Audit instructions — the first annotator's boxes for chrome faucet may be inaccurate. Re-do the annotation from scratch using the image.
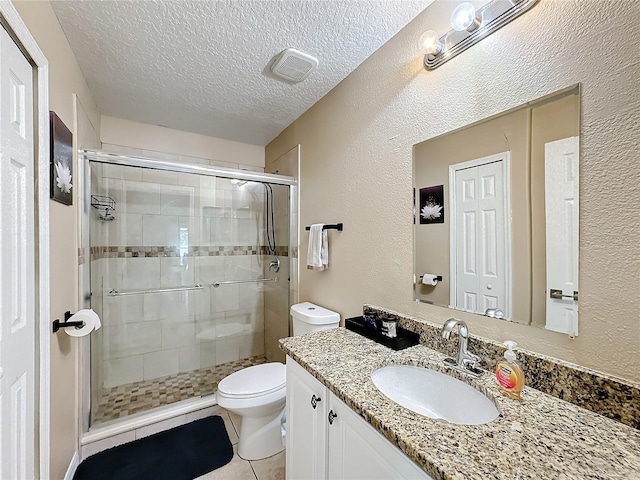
[441,318,482,376]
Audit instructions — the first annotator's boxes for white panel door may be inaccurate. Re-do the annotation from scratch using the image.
[0,25,36,480]
[545,136,579,335]
[452,156,509,317]
[286,357,327,480]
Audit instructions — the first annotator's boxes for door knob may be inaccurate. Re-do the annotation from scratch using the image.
[311,394,321,409]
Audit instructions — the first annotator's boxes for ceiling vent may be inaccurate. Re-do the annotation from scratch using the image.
[270,48,318,83]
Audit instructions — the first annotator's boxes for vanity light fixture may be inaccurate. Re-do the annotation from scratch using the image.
[422,0,540,70]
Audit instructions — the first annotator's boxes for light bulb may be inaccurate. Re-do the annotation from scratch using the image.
[418,30,444,56]
[450,2,480,32]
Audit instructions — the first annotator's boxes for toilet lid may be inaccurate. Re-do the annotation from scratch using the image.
[217,362,286,398]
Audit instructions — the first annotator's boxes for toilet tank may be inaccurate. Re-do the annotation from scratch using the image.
[291,302,340,336]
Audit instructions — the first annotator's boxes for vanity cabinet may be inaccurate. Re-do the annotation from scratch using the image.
[286,357,432,480]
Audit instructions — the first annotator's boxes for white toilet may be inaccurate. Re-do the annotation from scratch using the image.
[216,302,340,460]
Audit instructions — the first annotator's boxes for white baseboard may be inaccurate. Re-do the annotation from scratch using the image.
[64,451,80,480]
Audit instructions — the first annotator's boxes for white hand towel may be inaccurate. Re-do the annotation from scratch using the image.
[307,224,329,271]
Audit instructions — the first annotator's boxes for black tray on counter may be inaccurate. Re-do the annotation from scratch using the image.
[345,316,420,351]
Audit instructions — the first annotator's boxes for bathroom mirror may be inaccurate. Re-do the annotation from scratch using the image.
[413,85,581,335]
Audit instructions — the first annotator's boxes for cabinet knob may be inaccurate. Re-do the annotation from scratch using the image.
[328,410,338,425]
[311,394,322,409]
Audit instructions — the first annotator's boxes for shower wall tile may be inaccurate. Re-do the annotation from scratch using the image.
[141,167,179,186]
[232,188,252,219]
[215,176,235,191]
[239,331,265,359]
[103,178,126,210]
[195,256,225,284]
[104,213,143,246]
[225,307,263,336]
[211,218,233,246]
[104,354,144,388]
[212,283,240,313]
[142,214,180,246]
[143,290,196,321]
[122,257,161,290]
[161,319,196,349]
[200,341,217,369]
[179,215,200,246]
[199,216,212,247]
[238,284,265,312]
[178,345,201,373]
[224,255,252,280]
[124,181,162,215]
[195,315,223,342]
[215,337,240,365]
[143,348,179,380]
[160,184,194,216]
[103,295,144,325]
[178,171,202,188]
[91,215,106,244]
[102,258,123,290]
[198,188,231,218]
[235,218,256,245]
[160,256,195,288]
[104,321,162,359]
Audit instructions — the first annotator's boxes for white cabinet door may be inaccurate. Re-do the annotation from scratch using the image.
[286,357,328,480]
[327,394,432,480]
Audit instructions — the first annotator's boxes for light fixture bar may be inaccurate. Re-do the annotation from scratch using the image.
[424,0,540,70]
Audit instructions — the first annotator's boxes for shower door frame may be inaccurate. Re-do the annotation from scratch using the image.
[79,149,295,440]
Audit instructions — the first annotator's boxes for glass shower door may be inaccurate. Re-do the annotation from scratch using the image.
[88,160,289,428]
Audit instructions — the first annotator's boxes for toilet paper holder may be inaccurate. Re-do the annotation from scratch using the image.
[419,275,443,282]
[52,311,85,333]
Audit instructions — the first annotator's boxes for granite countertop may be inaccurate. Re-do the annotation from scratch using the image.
[280,328,640,480]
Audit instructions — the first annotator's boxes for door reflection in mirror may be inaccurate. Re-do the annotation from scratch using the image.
[413,85,580,335]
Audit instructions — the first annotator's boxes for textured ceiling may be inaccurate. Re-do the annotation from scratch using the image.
[52,0,433,146]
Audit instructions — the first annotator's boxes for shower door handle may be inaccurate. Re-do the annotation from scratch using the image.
[310,394,321,409]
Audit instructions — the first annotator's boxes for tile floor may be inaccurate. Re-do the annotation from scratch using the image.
[195,409,285,480]
[93,355,267,425]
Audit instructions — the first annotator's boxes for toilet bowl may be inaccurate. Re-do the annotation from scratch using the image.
[217,362,286,460]
[216,303,340,460]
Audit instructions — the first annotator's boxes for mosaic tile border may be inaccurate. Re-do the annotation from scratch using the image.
[364,305,640,429]
[89,245,289,261]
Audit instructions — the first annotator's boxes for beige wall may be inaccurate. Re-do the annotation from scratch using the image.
[267,0,640,383]
[12,1,101,478]
[101,115,265,170]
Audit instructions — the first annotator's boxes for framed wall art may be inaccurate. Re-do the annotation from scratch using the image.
[50,111,73,205]
[419,185,444,224]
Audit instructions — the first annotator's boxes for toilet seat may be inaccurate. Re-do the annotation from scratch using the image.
[218,363,286,399]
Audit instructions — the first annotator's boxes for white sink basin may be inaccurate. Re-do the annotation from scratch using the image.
[371,365,499,425]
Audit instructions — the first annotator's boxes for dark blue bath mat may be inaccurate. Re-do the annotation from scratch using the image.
[73,416,233,480]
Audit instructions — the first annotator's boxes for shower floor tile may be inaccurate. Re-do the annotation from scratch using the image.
[92,355,267,426]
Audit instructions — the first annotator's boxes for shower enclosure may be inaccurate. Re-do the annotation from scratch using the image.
[82,151,293,428]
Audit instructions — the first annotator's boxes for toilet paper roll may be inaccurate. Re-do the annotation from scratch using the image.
[64,309,102,337]
[421,274,439,286]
